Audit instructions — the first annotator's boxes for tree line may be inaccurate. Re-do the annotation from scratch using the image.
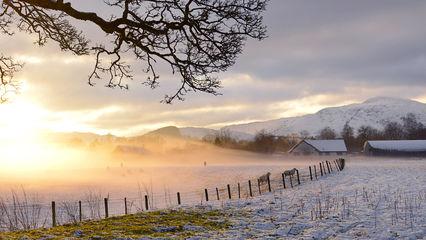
[204,113,426,153]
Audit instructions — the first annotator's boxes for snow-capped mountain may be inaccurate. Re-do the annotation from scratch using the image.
[222,97,426,137]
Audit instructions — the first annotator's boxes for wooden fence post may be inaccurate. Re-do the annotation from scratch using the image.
[51,201,56,227]
[325,161,331,174]
[257,179,261,195]
[296,169,301,185]
[124,198,128,215]
[323,162,328,174]
[145,195,149,210]
[216,187,220,200]
[79,200,82,222]
[177,192,181,205]
[282,173,286,189]
[227,184,231,199]
[248,180,253,197]
[314,165,318,179]
[104,198,109,218]
[267,175,271,192]
[204,189,209,202]
[320,163,323,176]
[309,166,313,180]
[336,160,340,171]
[238,183,241,199]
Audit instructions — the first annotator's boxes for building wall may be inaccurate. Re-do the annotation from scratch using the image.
[364,143,426,157]
[291,141,347,156]
[291,141,319,155]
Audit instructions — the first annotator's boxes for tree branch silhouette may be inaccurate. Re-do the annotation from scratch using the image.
[0,0,268,103]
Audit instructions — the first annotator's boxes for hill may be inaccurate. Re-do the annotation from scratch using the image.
[222,97,426,137]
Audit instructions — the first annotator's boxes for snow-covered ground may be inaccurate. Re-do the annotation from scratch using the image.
[178,158,425,239]
[0,157,424,239]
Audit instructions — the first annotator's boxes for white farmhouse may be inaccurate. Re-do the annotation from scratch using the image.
[363,140,426,157]
[289,139,347,156]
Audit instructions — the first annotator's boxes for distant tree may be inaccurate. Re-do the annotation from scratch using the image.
[401,113,424,139]
[357,125,381,142]
[318,127,336,140]
[0,0,269,103]
[89,138,100,149]
[299,130,310,138]
[382,121,404,140]
[68,137,84,148]
[287,133,301,144]
[340,122,356,152]
[274,136,293,152]
[250,129,276,153]
[341,122,354,140]
[213,130,236,148]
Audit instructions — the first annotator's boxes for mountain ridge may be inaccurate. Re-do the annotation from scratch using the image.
[221,96,426,137]
[47,97,426,142]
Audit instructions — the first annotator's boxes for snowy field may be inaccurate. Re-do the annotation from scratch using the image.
[0,156,424,239]
[176,158,425,239]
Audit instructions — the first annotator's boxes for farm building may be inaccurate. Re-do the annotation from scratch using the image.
[363,140,426,157]
[289,139,347,156]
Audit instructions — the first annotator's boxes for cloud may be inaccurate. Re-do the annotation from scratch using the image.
[232,0,426,88]
[1,0,425,136]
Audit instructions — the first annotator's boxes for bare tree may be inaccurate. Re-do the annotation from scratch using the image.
[0,0,269,103]
[340,122,354,140]
[401,113,425,139]
[250,129,275,153]
[357,125,381,142]
[382,121,404,140]
[318,126,336,140]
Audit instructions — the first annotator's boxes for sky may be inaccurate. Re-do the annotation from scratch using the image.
[1,0,426,138]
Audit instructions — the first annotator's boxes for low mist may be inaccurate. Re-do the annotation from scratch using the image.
[0,135,323,203]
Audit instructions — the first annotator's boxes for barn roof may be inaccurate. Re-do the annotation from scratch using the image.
[366,140,426,152]
[305,139,347,152]
[289,139,347,153]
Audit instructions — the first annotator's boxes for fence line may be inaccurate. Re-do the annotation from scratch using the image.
[0,158,346,232]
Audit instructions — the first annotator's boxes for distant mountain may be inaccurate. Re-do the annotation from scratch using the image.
[179,127,217,139]
[144,126,182,138]
[179,127,255,141]
[43,131,120,144]
[222,97,426,137]
[46,97,426,142]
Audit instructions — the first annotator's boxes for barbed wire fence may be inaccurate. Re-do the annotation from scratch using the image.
[0,158,346,232]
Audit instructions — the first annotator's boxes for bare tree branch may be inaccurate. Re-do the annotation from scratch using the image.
[0,0,268,103]
[0,56,23,103]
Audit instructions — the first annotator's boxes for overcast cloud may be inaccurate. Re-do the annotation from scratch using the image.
[1,0,425,136]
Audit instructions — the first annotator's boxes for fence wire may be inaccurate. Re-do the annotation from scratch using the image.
[0,159,345,231]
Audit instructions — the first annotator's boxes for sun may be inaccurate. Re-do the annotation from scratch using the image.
[0,99,47,141]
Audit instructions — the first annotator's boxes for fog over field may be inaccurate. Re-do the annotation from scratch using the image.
[0,139,318,203]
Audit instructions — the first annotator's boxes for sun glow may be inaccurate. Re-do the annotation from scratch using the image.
[0,141,53,171]
[0,99,47,141]
[0,97,69,172]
